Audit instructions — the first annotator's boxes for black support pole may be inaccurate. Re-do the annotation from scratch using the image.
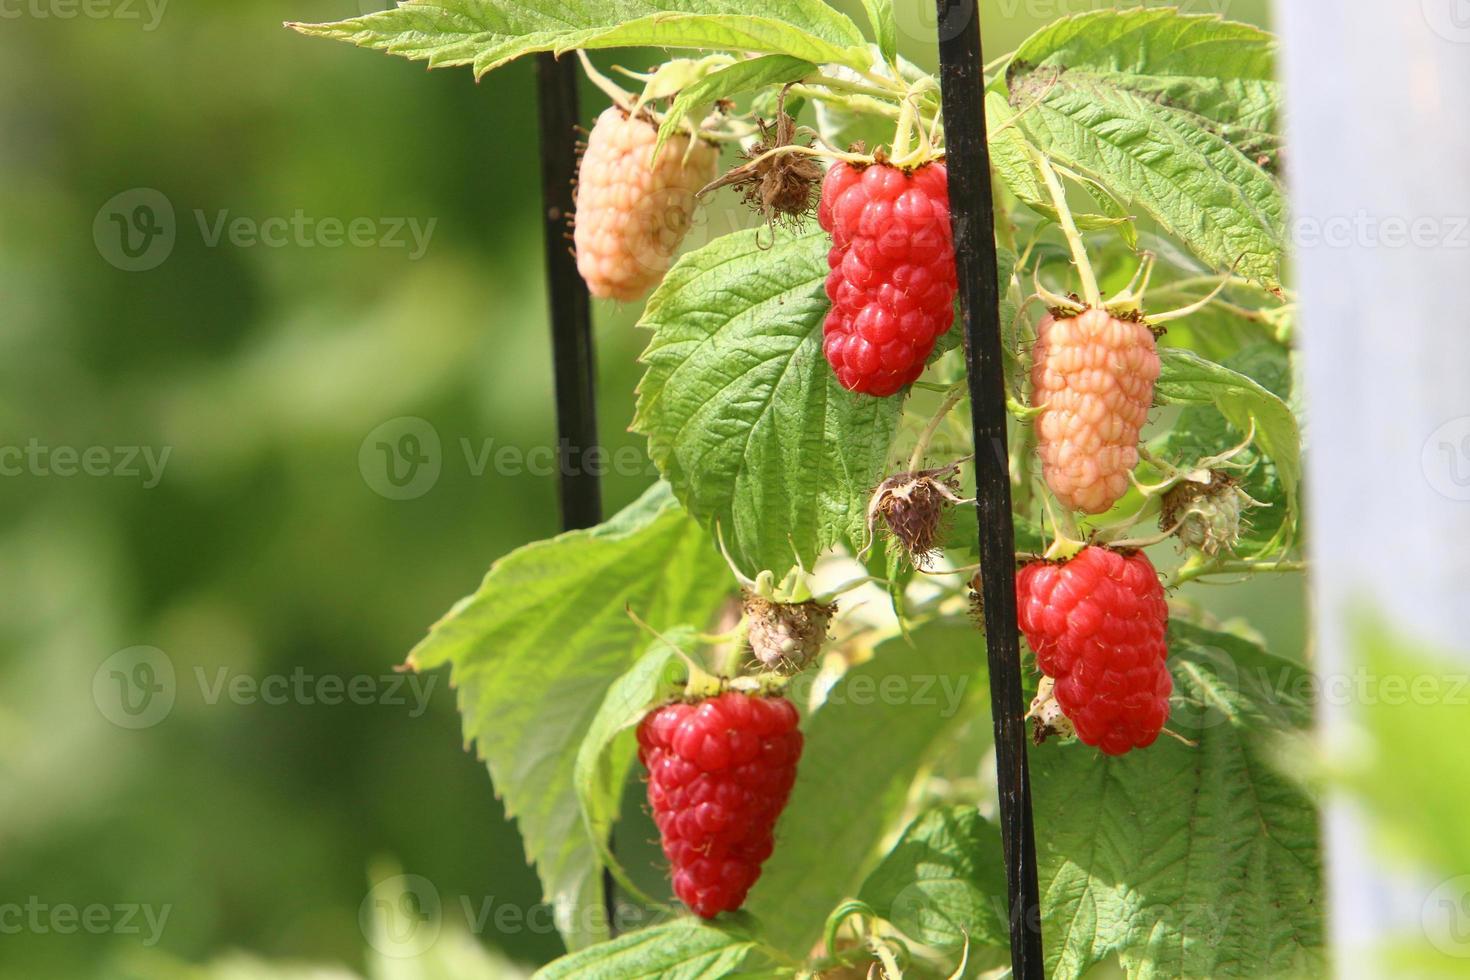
[534,51,614,931]
[932,2,1044,975]
[536,52,603,532]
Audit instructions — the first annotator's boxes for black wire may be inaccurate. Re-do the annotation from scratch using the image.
[932,2,1045,975]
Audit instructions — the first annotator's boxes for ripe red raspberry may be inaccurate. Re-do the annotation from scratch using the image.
[573,107,719,302]
[1015,547,1171,755]
[1030,308,1160,513]
[637,691,802,917]
[817,161,957,397]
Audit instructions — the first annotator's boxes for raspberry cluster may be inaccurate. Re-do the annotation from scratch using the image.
[817,162,957,396]
[1030,308,1161,513]
[1015,547,1171,755]
[573,107,719,302]
[637,691,802,918]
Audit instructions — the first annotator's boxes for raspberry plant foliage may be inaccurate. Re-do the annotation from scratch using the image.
[292,3,1318,977]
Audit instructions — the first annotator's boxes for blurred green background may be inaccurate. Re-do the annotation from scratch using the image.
[0,0,1280,977]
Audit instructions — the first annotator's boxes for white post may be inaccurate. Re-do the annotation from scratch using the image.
[1275,2,1470,974]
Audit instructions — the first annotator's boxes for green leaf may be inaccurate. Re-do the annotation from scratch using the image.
[744,621,986,955]
[633,225,901,576]
[288,0,869,77]
[859,0,896,65]
[406,483,730,950]
[859,805,1009,952]
[533,918,758,979]
[573,631,688,903]
[1032,622,1323,977]
[1005,9,1285,289]
[1155,346,1302,519]
[1010,9,1279,145]
[656,54,815,159]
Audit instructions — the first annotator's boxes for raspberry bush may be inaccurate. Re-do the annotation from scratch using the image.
[292,4,1317,977]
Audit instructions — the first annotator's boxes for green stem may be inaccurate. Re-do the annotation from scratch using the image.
[1033,151,1101,307]
[891,97,916,161]
[803,73,904,102]
[1172,558,1307,587]
[908,384,968,472]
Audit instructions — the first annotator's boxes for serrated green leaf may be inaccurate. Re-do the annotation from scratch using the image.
[858,805,1009,952]
[1011,9,1279,146]
[573,631,690,904]
[1032,622,1323,978]
[744,621,986,954]
[533,918,758,979]
[288,0,869,77]
[1005,9,1284,289]
[656,55,815,159]
[406,483,730,950]
[633,225,901,577]
[1155,346,1301,520]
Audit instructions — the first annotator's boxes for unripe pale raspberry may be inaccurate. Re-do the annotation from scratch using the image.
[744,594,833,672]
[1161,470,1259,556]
[573,108,719,302]
[637,691,802,918]
[1015,547,1171,756]
[1030,308,1161,514]
[818,161,957,397]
